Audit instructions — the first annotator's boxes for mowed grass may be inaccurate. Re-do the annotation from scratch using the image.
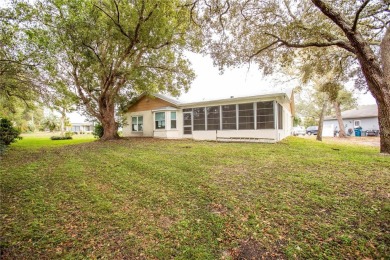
[0,136,389,259]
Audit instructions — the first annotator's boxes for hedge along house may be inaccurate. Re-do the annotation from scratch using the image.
[123,90,295,143]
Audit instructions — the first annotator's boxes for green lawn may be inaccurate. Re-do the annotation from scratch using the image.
[1,136,389,259]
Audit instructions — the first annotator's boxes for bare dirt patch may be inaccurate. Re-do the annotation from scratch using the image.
[230,239,286,260]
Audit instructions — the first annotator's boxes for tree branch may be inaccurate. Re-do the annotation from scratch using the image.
[93,3,130,38]
[249,40,279,60]
[310,0,352,34]
[265,33,356,53]
[352,0,371,31]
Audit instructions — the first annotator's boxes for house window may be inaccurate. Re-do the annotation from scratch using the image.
[171,112,177,129]
[354,120,361,128]
[238,103,254,129]
[155,112,165,129]
[206,106,220,130]
[257,101,274,129]
[278,103,283,130]
[222,105,237,130]
[193,107,205,131]
[132,116,143,132]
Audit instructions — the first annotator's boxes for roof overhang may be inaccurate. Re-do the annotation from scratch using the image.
[179,93,290,108]
[151,106,179,112]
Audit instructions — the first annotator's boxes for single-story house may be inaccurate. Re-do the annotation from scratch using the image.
[323,104,379,136]
[66,122,95,134]
[123,90,295,142]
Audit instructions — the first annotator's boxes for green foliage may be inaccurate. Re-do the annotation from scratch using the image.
[65,131,73,138]
[50,136,72,140]
[293,116,302,127]
[41,114,60,132]
[14,0,198,139]
[92,124,104,139]
[0,4,49,107]
[0,118,22,147]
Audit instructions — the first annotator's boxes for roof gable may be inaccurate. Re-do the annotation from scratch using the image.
[128,95,179,113]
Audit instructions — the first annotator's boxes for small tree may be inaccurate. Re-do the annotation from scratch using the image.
[0,118,22,153]
[41,114,60,132]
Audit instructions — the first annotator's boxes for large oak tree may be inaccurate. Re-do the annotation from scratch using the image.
[24,0,196,140]
[193,0,390,153]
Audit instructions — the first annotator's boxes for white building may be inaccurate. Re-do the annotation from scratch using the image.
[123,90,295,143]
[323,105,379,136]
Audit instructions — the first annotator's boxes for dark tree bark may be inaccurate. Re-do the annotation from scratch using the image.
[99,96,119,141]
[334,101,347,138]
[311,0,390,153]
[316,101,327,142]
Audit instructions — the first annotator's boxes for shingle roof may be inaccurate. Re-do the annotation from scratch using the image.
[325,104,378,120]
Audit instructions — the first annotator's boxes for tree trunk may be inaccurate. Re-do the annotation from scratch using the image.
[378,27,390,154]
[60,107,66,137]
[334,101,346,138]
[99,99,119,141]
[311,2,390,153]
[316,101,327,141]
[377,98,390,154]
[348,27,390,154]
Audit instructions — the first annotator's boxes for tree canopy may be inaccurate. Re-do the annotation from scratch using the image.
[6,0,198,139]
[192,0,390,153]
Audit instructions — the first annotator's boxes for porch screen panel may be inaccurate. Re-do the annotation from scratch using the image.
[238,103,254,129]
[257,101,274,129]
[207,106,220,130]
[222,105,236,130]
[278,103,283,129]
[193,107,205,131]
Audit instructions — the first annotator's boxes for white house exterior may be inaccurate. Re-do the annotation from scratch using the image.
[66,122,95,134]
[323,105,379,136]
[123,90,294,143]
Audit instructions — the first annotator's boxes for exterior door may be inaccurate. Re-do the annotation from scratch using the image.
[183,110,192,135]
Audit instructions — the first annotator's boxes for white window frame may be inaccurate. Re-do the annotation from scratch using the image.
[171,111,177,129]
[155,112,166,130]
[132,115,143,132]
[354,120,361,128]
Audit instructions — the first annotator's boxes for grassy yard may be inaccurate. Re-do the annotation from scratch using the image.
[0,136,389,259]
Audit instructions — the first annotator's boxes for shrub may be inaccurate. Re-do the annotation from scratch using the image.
[93,124,104,139]
[65,131,73,138]
[50,136,72,140]
[0,118,22,146]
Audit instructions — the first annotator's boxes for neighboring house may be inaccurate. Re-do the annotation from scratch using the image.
[66,122,95,134]
[123,90,295,143]
[323,104,379,136]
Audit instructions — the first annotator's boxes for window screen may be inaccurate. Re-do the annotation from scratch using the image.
[193,108,205,131]
[222,105,236,130]
[278,103,283,129]
[257,101,275,129]
[238,103,254,129]
[206,106,220,130]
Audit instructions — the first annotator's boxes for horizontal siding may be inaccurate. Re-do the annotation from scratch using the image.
[128,96,177,113]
